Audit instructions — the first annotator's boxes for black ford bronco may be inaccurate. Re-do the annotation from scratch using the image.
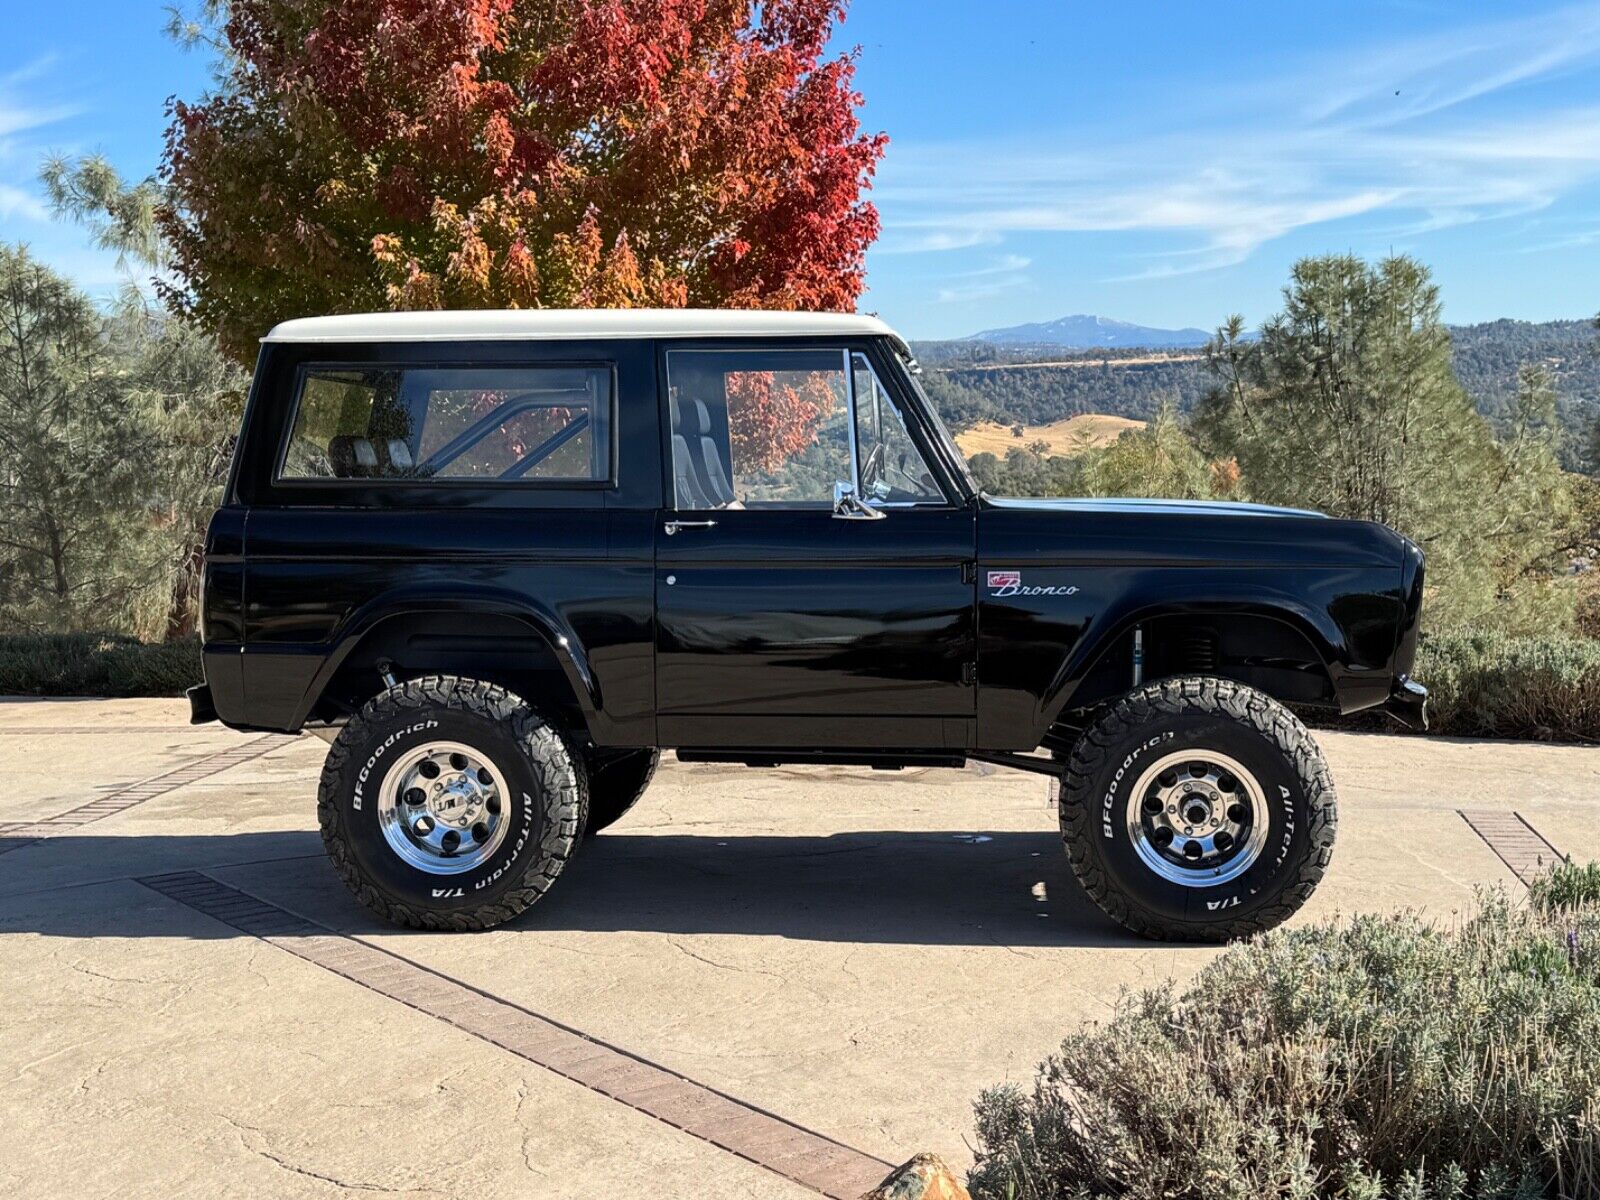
[191,309,1426,940]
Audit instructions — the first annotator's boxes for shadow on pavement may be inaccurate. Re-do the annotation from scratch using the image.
[0,828,1129,947]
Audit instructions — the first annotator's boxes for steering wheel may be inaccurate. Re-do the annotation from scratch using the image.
[861,442,886,494]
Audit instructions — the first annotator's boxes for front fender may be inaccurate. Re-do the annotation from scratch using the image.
[975,564,1405,749]
[1037,593,1343,731]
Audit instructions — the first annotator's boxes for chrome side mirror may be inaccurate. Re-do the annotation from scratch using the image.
[833,480,886,521]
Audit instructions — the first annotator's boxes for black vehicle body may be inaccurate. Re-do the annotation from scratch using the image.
[193,320,1426,767]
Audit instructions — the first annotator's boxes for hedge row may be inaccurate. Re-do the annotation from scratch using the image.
[970,863,1600,1200]
[0,633,201,697]
[1413,628,1600,742]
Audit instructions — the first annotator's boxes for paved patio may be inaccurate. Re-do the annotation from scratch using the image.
[1,698,1591,1198]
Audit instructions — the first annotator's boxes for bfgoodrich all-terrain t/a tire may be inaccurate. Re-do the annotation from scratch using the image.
[318,676,586,930]
[1058,676,1337,942]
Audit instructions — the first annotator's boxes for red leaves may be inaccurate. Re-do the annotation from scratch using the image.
[161,0,887,376]
[725,369,838,473]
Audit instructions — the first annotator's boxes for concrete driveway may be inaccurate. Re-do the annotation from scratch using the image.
[1,698,1592,1198]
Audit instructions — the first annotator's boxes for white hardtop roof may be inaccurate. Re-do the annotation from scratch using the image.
[263,308,909,354]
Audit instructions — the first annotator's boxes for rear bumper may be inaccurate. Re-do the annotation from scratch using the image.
[1383,676,1428,731]
[187,683,218,725]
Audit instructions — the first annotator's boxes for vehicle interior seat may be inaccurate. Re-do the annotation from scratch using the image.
[384,439,415,474]
[328,435,380,478]
[687,399,736,506]
[669,397,713,509]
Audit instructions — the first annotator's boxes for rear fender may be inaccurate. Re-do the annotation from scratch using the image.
[291,585,599,731]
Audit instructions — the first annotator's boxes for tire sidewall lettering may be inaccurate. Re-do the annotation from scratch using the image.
[1076,710,1322,927]
[1101,731,1174,839]
[353,719,439,811]
[338,711,551,911]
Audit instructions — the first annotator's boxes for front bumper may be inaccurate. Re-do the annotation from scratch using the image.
[1382,676,1428,731]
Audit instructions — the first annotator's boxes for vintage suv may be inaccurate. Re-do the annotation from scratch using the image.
[190,309,1426,940]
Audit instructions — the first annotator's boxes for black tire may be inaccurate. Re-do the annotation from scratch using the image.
[317,676,586,930]
[584,748,660,836]
[1057,676,1337,942]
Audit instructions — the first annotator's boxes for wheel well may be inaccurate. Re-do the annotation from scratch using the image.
[312,612,587,736]
[1048,612,1335,748]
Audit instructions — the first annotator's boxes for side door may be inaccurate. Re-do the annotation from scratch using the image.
[653,341,976,750]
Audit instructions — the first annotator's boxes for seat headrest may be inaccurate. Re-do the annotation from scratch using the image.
[690,398,715,437]
[327,434,376,478]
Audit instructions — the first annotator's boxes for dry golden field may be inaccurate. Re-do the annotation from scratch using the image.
[954,413,1146,458]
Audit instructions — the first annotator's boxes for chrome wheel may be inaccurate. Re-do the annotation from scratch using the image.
[376,742,509,875]
[1125,749,1269,887]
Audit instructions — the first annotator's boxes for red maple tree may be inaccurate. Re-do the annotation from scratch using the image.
[160,0,888,365]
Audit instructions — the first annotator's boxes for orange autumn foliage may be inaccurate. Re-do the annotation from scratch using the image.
[162,0,887,370]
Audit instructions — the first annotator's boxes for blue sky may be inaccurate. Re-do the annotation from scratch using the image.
[4,1,1600,339]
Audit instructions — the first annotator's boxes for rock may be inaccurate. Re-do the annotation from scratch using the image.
[861,1153,971,1200]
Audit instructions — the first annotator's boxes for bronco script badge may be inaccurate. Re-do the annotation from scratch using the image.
[987,571,1080,598]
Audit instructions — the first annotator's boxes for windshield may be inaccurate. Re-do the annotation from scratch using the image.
[898,353,980,497]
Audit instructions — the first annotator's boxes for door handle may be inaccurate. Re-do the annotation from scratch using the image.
[664,519,718,536]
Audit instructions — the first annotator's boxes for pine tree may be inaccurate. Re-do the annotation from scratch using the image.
[0,247,162,632]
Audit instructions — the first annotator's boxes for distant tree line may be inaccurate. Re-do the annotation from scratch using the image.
[919,315,1600,473]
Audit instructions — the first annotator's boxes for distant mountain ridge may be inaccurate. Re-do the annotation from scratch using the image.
[971,314,1212,349]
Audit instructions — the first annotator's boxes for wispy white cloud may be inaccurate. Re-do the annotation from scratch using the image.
[0,183,48,221]
[0,54,81,222]
[933,254,1033,303]
[876,3,1600,281]
[873,228,1001,254]
[1305,3,1600,126]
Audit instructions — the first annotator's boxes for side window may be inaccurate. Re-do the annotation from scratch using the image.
[279,365,611,483]
[666,349,850,508]
[851,353,943,504]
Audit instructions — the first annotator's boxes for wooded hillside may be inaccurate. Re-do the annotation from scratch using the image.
[915,318,1600,470]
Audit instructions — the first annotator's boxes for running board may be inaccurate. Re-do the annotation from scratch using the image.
[967,751,1066,777]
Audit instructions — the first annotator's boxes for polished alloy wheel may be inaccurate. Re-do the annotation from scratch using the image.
[1124,749,1269,887]
[376,741,509,874]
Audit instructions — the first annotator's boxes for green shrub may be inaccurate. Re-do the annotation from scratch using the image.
[1417,628,1600,741]
[1530,861,1600,913]
[969,884,1600,1200]
[0,633,200,697]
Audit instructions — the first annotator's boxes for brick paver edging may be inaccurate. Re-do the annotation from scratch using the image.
[0,734,296,856]
[1458,810,1567,885]
[138,871,894,1199]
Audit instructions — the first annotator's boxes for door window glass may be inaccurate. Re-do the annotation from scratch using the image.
[851,353,943,504]
[279,365,611,482]
[666,349,849,508]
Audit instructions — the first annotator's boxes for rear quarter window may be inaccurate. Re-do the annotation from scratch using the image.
[278,364,613,484]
